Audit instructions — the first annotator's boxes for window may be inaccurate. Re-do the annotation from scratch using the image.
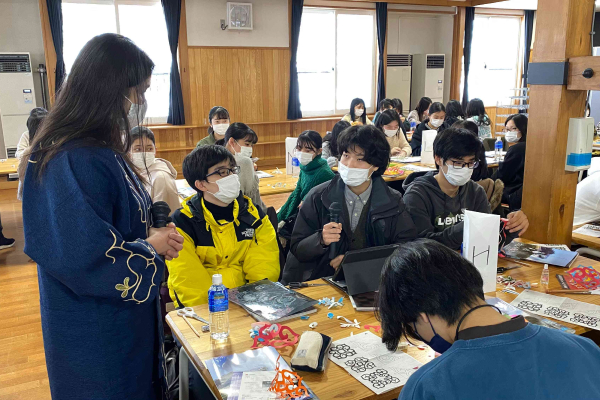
[62,0,171,123]
[466,15,522,106]
[297,8,376,117]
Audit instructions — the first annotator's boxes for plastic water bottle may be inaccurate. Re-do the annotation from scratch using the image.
[292,156,300,178]
[410,121,417,132]
[494,137,503,160]
[208,274,229,340]
[540,264,549,291]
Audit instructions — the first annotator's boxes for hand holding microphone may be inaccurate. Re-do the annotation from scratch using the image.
[323,202,343,260]
[147,201,184,260]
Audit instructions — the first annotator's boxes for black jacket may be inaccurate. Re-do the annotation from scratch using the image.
[282,175,417,283]
[410,121,438,156]
[492,141,526,204]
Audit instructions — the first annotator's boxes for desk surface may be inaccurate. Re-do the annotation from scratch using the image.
[572,224,600,250]
[0,160,18,175]
[167,254,599,400]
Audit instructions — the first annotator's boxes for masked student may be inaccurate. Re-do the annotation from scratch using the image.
[196,106,230,147]
[377,239,600,400]
[372,98,394,125]
[278,130,335,223]
[410,102,446,156]
[374,109,411,158]
[129,126,180,212]
[403,128,529,250]
[322,120,351,168]
[216,122,266,213]
[282,125,416,283]
[341,98,373,126]
[166,145,280,307]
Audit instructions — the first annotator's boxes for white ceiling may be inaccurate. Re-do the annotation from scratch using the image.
[476,0,537,10]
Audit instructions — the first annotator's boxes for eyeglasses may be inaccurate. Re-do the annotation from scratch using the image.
[502,128,518,133]
[206,166,240,179]
[447,160,480,169]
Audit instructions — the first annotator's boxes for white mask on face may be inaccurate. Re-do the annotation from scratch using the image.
[125,96,148,129]
[235,140,253,158]
[295,151,314,166]
[131,152,155,170]
[384,129,398,137]
[355,108,364,117]
[338,162,372,187]
[505,131,519,143]
[212,123,230,137]
[430,119,444,128]
[442,163,473,187]
[207,173,241,205]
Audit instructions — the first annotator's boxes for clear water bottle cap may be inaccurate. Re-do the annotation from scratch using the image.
[212,274,223,285]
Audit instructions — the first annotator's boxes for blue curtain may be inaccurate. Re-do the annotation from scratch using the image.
[161,0,185,125]
[287,0,304,120]
[522,10,535,88]
[46,0,65,95]
[376,3,387,106]
[461,7,475,110]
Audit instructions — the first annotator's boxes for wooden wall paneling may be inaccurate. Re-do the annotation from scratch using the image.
[450,7,466,101]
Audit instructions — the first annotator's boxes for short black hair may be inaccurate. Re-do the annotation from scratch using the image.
[26,107,48,142]
[505,114,528,142]
[324,120,351,158]
[220,122,258,146]
[183,145,237,192]
[130,126,156,145]
[378,99,393,111]
[433,127,481,167]
[377,239,485,351]
[296,130,322,152]
[445,100,465,119]
[207,106,230,135]
[428,102,446,116]
[451,120,479,137]
[374,109,401,133]
[338,125,390,177]
[391,98,403,115]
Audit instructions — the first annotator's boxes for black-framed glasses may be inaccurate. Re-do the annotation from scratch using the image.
[447,160,480,169]
[502,128,518,133]
[206,166,240,179]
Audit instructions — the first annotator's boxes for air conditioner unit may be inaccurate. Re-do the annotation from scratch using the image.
[386,54,412,115]
[410,54,445,110]
[0,52,37,159]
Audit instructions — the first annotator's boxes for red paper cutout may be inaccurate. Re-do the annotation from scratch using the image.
[567,266,600,290]
[269,355,308,399]
[364,324,381,333]
[251,323,299,349]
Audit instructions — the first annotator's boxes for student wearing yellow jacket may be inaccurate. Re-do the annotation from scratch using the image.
[167,145,280,307]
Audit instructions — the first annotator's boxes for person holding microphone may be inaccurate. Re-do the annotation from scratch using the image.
[21,34,183,400]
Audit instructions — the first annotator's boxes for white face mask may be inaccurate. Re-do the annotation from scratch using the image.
[207,173,240,205]
[505,131,519,143]
[235,140,253,158]
[212,123,230,137]
[430,119,444,128]
[355,108,364,117]
[442,163,473,187]
[384,128,398,137]
[131,152,155,170]
[125,96,148,129]
[338,162,372,187]
[295,151,314,166]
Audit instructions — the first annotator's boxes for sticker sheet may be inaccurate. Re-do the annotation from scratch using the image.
[510,290,600,331]
[328,331,423,395]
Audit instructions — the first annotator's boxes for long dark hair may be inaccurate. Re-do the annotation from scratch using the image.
[323,120,351,158]
[445,100,465,119]
[391,98,403,116]
[415,97,432,122]
[208,106,230,135]
[26,33,154,180]
[375,109,401,138]
[349,98,367,125]
[466,98,491,126]
[505,114,528,142]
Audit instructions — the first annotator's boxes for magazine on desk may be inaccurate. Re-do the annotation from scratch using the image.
[573,222,600,238]
[500,242,578,267]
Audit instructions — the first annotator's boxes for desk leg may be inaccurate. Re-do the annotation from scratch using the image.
[179,347,190,400]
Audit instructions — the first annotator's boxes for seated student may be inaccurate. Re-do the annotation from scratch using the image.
[278,130,334,223]
[372,98,394,125]
[466,98,492,139]
[378,239,600,400]
[374,109,411,157]
[17,107,48,201]
[322,120,351,168]
[217,122,266,212]
[284,125,417,282]
[391,98,410,135]
[403,128,529,250]
[451,120,488,181]
[341,98,373,126]
[196,106,230,147]
[441,100,464,132]
[129,126,180,212]
[407,96,432,125]
[166,145,280,307]
[492,114,527,210]
[410,102,445,156]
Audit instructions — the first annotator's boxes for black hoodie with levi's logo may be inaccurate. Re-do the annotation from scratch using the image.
[403,171,490,250]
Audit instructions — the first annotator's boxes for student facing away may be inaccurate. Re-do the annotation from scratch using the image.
[166,145,280,307]
[410,102,445,156]
[322,120,351,168]
[341,97,373,126]
[466,98,492,139]
[377,239,600,400]
[282,125,416,283]
[403,128,529,250]
[374,109,411,157]
[196,106,230,147]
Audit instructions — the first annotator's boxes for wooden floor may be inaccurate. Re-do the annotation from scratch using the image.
[0,188,289,399]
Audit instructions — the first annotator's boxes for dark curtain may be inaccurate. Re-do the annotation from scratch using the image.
[46,0,66,94]
[287,0,304,120]
[522,10,535,88]
[162,0,185,125]
[375,3,387,106]
[461,6,475,110]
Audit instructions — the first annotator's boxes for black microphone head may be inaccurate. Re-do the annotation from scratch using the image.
[329,202,342,223]
[152,201,171,228]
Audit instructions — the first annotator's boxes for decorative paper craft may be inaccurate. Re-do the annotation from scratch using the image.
[463,210,499,293]
[511,290,600,331]
[338,315,361,328]
[250,323,299,349]
[566,266,600,290]
[421,130,437,165]
[364,325,381,333]
[384,165,405,177]
[269,356,309,400]
[328,331,422,395]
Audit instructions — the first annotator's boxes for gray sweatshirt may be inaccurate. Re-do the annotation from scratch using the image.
[235,154,266,213]
[403,172,490,250]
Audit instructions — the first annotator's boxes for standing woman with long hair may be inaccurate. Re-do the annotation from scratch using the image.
[22,34,184,399]
[466,98,492,139]
[341,98,373,126]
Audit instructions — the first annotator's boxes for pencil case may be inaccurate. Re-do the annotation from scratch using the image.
[290,331,332,372]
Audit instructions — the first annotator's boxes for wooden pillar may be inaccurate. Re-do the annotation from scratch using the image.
[38,0,57,106]
[450,7,465,101]
[179,0,192,125]
[521,0,595,245]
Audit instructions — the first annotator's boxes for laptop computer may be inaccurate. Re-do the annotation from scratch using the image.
[325,244,399,296]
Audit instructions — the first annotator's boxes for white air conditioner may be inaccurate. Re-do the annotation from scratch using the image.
[410,54,445,109]
[386,54,412,115]
[0,52,37,159]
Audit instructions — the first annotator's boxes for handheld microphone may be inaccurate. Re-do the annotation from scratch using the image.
[151,201,172,228]
[328,202,342,259]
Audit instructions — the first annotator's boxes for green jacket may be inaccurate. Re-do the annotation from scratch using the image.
[196,132,217,147]
[277,155,334,222]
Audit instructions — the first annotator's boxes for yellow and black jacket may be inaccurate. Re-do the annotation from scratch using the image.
[166,192,280,307]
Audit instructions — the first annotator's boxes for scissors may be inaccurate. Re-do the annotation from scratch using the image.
[177,307,209,336]
[497,265,522,274]
[288,282,328,289]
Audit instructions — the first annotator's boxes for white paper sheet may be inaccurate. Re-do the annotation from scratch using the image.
[175,179,196,198]
[239,371,277,400]
[255,171,274,179]
[485,151,507,157]
[421,130,437,165]
[400,165,436,172]
[463,210,500,293]
[328,331,423,395]
[573,223,600,238]
[391,156,421,163]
